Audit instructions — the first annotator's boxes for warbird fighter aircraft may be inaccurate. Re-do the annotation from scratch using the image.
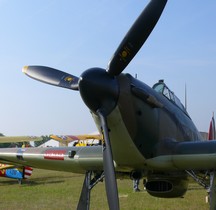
[0,0,216,209]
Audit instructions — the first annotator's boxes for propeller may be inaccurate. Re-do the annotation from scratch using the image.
[107,0,167,76]
[22,66,79,90]
[22,0,167,209]
[97,109,119,210]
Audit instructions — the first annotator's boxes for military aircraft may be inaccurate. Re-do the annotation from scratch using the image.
[0,0,216,209]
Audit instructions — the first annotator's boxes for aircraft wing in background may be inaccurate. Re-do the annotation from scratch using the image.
[0,136,43,143]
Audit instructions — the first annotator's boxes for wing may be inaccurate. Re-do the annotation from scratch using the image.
[50,134,101,142]
[146,140,216,170]
[0,136,43,143]
[0,146,103,174]
[1,140,216,174]
[0,163,16,170]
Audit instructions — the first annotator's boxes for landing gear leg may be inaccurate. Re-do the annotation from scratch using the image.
[77,171,91,210]
[77,171,104,210]
[18,179,22,185]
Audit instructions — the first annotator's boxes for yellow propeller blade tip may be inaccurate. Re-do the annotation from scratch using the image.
[22,66,29,74]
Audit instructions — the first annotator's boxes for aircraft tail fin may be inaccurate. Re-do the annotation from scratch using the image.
[23,166,33,179]
[208,113,215,140]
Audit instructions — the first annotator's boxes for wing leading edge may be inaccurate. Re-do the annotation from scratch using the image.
[0,146,103,174]
[147,140,216,170]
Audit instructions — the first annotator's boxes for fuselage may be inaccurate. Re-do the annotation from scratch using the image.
[92,73,203,171]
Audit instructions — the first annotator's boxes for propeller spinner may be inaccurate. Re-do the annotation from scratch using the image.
[22,0,168,209]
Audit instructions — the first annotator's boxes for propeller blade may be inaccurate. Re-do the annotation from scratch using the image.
[22,66,79,90]
[97,110,119,210]
[107,0,167,76]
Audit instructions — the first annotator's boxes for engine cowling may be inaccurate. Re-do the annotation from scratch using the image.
[145,176,188,198]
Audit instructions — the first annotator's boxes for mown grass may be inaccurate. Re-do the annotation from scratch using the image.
[0,169,209,210]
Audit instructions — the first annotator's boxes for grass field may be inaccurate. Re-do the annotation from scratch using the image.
[0,169,210,210]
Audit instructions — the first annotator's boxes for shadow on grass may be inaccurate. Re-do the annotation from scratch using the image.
[0,173,84,187]
[0,177,67,187]
[0,180,21,186]
[22,179,65,186]
[188,186,206,191]
[0,179,66,187]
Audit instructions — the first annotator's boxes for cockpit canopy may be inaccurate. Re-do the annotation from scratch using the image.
[153,80,186,112]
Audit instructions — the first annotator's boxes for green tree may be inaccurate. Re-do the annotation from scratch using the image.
[0,133,11,148]
[34,135,50,147]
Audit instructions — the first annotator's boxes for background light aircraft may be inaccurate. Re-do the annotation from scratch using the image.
[49,134,101,146]
[0,136,36,183]
[0,136,43,147]
[0,0,216,209]
[0,164,33,184]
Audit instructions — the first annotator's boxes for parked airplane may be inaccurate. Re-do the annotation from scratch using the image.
[0,0,215,209]
[0,164,33,184]
[0,136,42,145]
[49,134,102,146]
[0,136,37,183]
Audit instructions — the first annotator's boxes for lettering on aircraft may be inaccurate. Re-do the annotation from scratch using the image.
[44,150,66,161]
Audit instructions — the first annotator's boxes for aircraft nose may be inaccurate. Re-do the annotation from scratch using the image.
[78,67,119,115]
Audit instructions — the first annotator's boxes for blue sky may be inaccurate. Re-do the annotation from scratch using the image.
[0,0,216,136]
